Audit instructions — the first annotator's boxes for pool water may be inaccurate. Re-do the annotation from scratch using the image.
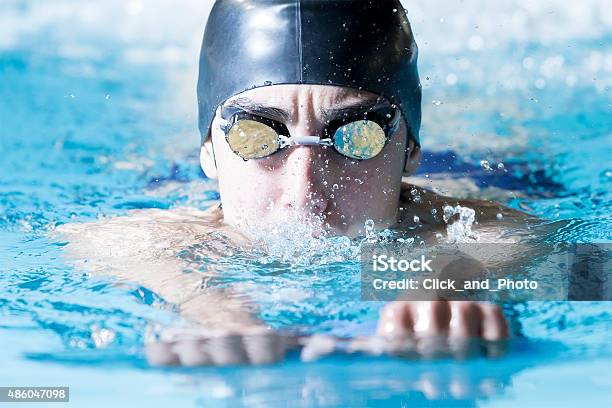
[1,0,611,406]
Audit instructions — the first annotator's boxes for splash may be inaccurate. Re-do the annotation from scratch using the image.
[443,205,480,243]
[364,219,377,243]
[236,208,360,266]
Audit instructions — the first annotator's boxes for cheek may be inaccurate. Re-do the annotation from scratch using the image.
[331,140,404,191]
[219,171,272,205]
[212,131,272,209]
[217,163,282,216]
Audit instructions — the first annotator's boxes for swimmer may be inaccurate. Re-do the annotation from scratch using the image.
[57,0,538,365]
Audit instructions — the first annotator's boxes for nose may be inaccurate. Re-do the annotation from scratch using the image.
[279,146,328,213]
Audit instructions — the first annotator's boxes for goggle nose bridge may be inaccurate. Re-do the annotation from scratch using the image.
[278,135,333,148]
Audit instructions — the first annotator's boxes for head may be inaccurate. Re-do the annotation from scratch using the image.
[197,0,422,236]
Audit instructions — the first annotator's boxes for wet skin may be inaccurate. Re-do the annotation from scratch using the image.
[199,84,524,344]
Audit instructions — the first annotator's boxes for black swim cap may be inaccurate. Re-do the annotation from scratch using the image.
[198,0,422,146]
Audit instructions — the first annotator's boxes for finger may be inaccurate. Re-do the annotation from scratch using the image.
[478,303,509,341]
[416,335,451,359]
[409,301,453,358]
[172,339,212,366]
[411,301,451,337]
[376,302,414,338]
[479,303,509,358]
[145,341,180,366]
[242,328,287,365]
[208,333,249,366]
[449,302,482,338]
[447,302,483,358]
[300,334,336,362]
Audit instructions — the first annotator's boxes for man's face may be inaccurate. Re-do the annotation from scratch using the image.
[200,84,419,236]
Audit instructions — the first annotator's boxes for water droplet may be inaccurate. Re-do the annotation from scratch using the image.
[413,215,420,223]
[443,205,455,222]
[364,219,377,243]
[264,80,272,86]
[497,162,505,170]
[496,213,504,220]
[91,325,116,349]
[480,160,491,171]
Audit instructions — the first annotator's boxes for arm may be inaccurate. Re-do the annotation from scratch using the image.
[53,206,262,330]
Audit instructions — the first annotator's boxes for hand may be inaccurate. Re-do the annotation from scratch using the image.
[145,325,293,367]
[376,301,509,358]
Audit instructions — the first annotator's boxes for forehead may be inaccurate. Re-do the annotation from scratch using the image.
[224,84,384,110]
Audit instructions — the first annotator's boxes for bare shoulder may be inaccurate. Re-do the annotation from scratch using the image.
[51,205,227,304]
[52,206,224,273]
[55,206,224,254]
[397,182,544,242]
[400,182,531,222]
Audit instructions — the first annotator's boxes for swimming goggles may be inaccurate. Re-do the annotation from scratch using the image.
[217,103,401,161]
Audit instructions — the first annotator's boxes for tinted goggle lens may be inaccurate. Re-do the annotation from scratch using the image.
[333,120,386,160]
[227,119,279,160]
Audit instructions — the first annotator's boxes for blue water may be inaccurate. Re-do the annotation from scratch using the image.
[1,1,611,406]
